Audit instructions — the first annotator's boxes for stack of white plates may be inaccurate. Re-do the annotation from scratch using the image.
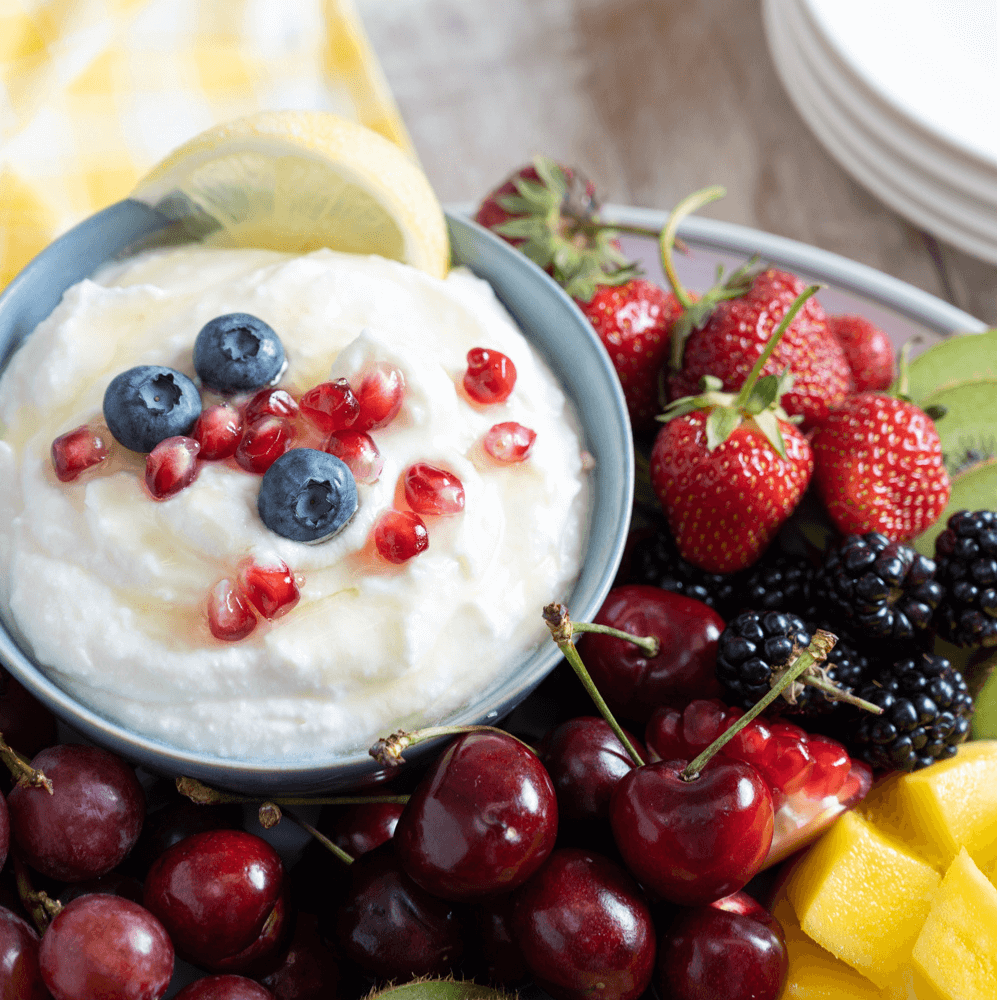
[762,0,997,263]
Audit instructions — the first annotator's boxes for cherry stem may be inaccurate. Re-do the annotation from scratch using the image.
[682,629,841,780]
[369,725,537,767]
[569,620,659,656]
[798,673,884,713]
[543,602,646,768]
[175,775,409,808]
[13,853,62,935]
[283,811,355,866]
[0,732,52,793]
[658,185,727,309]
[733,284,821,410]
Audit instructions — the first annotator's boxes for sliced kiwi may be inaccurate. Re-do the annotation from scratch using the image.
[921,379,997,476]
[907,328,996,404]
[364,980,516,1000]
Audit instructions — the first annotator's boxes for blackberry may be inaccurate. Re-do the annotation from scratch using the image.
[716,610,813,709]
[620,523,741,619]
[812,532,943,643]
[737,548,815,619]
[849,653,974,772]
[933,510,997,649]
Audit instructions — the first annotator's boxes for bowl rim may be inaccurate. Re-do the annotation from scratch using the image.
[0,201,633,792]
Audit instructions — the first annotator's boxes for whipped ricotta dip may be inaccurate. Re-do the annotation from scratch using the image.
[0,245,589,760]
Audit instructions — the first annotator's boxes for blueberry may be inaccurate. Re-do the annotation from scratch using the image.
[258,449,358,543]
[103,365,202,453]
[193,313,286,393]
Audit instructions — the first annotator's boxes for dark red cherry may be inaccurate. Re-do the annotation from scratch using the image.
[142,829,286,971]
[333,842,463,980]
[577,585,724,723]
[657,900,788,1000]
[125,797,244,878]
[174,975,275,999]
[539,717,645,822]
[0,904,48,1000]
[610,758,774,906]
[7,743,145,882]
[260,911,340,1000]
[511,848,655,1000]
[472,896,529,986]
[394,731,558,900]
[320,799,403,859]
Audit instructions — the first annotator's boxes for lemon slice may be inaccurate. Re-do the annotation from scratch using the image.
[132,111,449,279]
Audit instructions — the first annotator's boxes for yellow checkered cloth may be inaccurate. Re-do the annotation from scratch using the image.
[0,0,410,289]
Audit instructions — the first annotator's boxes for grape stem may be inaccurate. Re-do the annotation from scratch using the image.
[13,854,62,935]
[0,732,52,793]
[543,602,646,768]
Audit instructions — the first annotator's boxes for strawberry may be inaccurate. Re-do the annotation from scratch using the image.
[811,389,950,542]
[649,287,818,574]
[576,279,684,433]
[474,156,639,296]
[658,188,852,429]
[828,313,894,391]
[476,156,682,430]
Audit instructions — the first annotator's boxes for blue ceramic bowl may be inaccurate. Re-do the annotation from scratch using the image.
[0,202,633,794]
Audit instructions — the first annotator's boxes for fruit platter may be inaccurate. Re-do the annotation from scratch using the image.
[0,118,996,1000]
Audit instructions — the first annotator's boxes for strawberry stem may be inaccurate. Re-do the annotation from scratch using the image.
[681,629,839,780]
[733,284,821,409]
[543,602,646,768]
[658,186,726,309]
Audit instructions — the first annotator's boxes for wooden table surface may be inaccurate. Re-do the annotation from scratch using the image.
[356,0,996,327]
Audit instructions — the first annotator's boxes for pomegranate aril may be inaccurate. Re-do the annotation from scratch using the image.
[234,415,292,473]
[374,509,428,563]
[354,363,405,430]
[323,429,384,484]
[300,379,360,433]
[193,403,243,460]
[463,347,516,403]
[484,421,536,462]
[145,436,200,499]
[404,463,465,516]
[243,387,299,423]
[756,732,813,798]
[719,714,775,772]
[236,559,299,620]
[802,736,851,798]
[51,424,110,482]
[208,579,257,641]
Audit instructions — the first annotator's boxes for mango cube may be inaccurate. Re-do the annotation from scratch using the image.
[860,741,997,874]
[786,810,941,989]
[910,847,997,1000]
[771,895,882,999]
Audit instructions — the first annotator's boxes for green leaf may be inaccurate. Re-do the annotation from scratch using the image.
[706,406,741,450]
[743,373,781,415]
[532,155,569,198]
[751,411,788,459]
